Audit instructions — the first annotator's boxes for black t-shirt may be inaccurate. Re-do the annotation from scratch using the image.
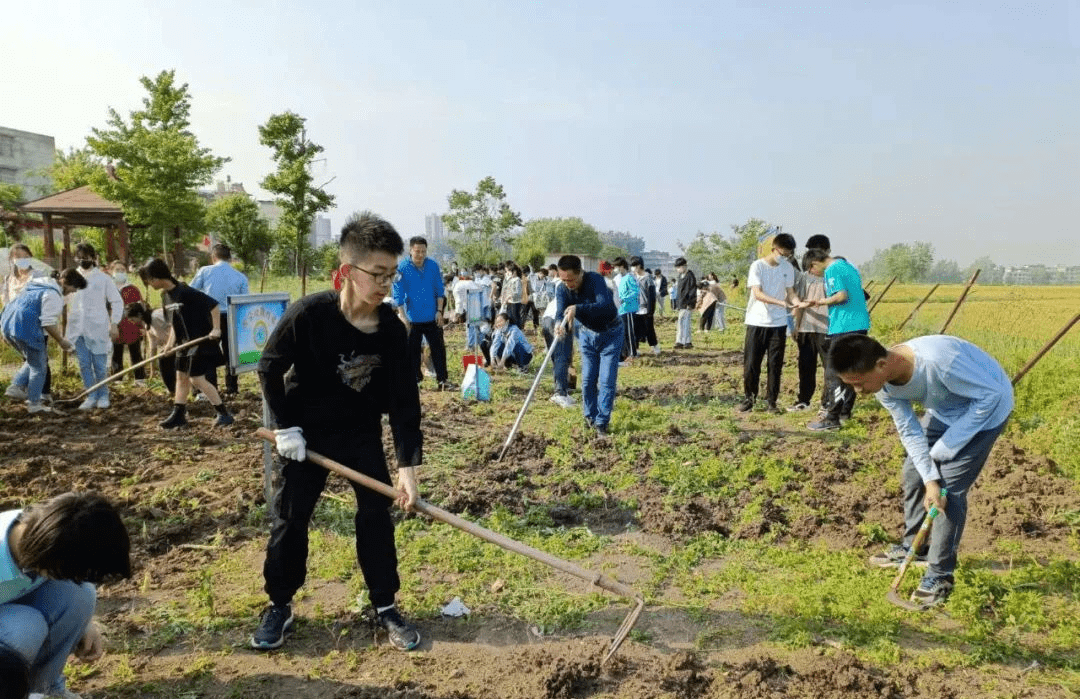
[163,283,219,342]
[257,291,422,466]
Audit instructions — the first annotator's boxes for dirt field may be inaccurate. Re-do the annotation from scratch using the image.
[2,325,1078,698]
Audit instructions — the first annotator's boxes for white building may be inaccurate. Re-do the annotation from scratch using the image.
[307,215,332,248]
[425,213,446,242]
[0,126,55,195]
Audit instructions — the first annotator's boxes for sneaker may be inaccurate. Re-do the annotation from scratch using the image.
[4,384,28,400]
[213,412,235,427]
[78,398,97,411]
[673,343,685,349]
[735,398,754,413]
[96,396,110,409]
[839,412,852,423]
[787,402,811,412]
[618,361,630,368]
[41,393,53,404]
[764,403,784,415]
[29,691,82,699]
[377,607,421,651]
[27,403,57,414]
[807,417,841,431]
[549,394,575,408]
[594,423,610,436]
[251,603,294,650]
[910,574,954,607]
[437,380,456,392]
[868,544,928,569]
[651,345,661,355]
[683,343,694,349]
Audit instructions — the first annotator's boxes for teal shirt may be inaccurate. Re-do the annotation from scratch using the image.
[823,259,869,334]
[0,509,43,604]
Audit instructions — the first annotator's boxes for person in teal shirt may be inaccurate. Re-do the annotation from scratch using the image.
[799,249,869,430]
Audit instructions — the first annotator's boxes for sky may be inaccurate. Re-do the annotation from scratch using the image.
[2,0,1078,267]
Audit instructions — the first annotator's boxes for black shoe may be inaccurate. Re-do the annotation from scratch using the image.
[765,403,784,414]
[673,343,685,349]
[437,380,456,392]
[251,603,294,650]
[735,398,754,413]
[594,423,610,436]
[839,412,852,423]
[378,607,420,651]
[159,405,188,429]
[684,343,693,349]
[807,417,841,431]
[213,412,235,427]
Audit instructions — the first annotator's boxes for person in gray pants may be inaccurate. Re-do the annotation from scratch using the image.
[829,334,1013,607]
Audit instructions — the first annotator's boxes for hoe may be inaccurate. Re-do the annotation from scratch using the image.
[886,488,946,612]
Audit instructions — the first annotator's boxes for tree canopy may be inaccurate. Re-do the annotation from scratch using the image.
[204,194,273,267]
[860,242,934,283]
[47,147,104,193]
[684,218,770,279]
[512,217,604,268]
[442,176,522,266]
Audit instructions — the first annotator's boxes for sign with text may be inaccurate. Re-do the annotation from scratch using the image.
[227,292,290,374]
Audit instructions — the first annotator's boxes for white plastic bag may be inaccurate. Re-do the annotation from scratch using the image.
[461,363,491,401]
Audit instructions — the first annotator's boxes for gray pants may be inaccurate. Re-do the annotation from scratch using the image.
[901,414,1008,579]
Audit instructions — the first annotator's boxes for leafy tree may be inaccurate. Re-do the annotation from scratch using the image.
[966,256,1003,284]
[1,183,26,244]
[512,217,604,267]
[861,241,934,283]
[204,194,273,266]
[683,218,769,279]
[258,111,335,275]
[927,258,964,284]
[600,230,645,257]
[442,176,522,266]
[87,69,227,262]
[46,147,104,193]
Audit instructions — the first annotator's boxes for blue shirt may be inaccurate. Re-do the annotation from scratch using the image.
[823,258,869,334]
[1,509,44,604]
[392,258,445,323]
[555,271,618,332]
[616,273,640,316]
[877,335,1013,484]
[491,323,533,361]
[190,260,250,313]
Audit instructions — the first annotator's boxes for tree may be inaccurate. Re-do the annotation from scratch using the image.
[258,111,335,275]
[600,230,645,257]
[861,242,934,283]
[204,194,273,267]
[966,256,1003,284]
[512,217,604,267]
[927,258,964,284]
[1,183,26,245]
[47,147,104,193]
[442,176,522,266]
[683,218,769,279]
[87,69,227,262]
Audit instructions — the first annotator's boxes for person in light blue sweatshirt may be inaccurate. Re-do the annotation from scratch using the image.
[830,334,1013,607]
[490,312,534,371]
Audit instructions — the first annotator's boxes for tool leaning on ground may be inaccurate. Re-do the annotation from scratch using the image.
[57,335,213,404]
[886,487,947,611]
[496,317,569,463]
[256,427,644,663]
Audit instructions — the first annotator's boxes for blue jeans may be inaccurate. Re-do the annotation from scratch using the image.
[73,336,109,402]
[0,580,96,695]
[541,316,574,396]
[576,321,623,428]
[6,336,48,403]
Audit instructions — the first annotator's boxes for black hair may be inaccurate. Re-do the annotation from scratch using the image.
[0,648,29,699]
[557,255,582,273]
[139,258,178,285]
[612,256,628,270]
[212,243,232,261]
[74,242,97,260]
[548,263,558,272]
[9,243,32,259]
[522,264,531,274]
[472,263,485,273]
[126,300,152,325]
[536,266,548,275]
[16,492,132,584]
[674,257,687,267]
[806,234,831,251]
[772,233,796,252]
[496,311,511,321]
[803,248,830,269]
[408,236,427,248]
[629,256,643,269]
[59,267,88,290]
[340,212,404,261]
[830,335,888,374]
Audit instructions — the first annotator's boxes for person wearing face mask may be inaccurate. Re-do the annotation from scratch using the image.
[65,243,124,411]
[3,246,59,404]
[108,261,146,384]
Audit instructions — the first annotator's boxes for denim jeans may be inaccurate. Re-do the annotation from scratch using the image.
[541,316,574,396]
[901,415,1008,579]
[73,336,109,402]
[0,580,96,695]
[7,337,48,403]
[576,321,623,428]
[676,309,692,345]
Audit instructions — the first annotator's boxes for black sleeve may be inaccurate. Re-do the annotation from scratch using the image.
[257,299,304,430]
[382,306,423,465]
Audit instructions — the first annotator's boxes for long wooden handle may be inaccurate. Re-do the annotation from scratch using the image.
[60,335,212,402]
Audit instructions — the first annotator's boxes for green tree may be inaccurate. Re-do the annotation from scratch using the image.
[927,258,964,284]
[204,194,273,266]
[1,183,26,244]
[442,176,522,266]
[512,217,604,267]
[966,256,1002,284]
[683,218,770,279]
[861,242,934,283]
[258,111,336,275]
[87,69,227,262]
[600,230,645,257]
[46,147,103,192]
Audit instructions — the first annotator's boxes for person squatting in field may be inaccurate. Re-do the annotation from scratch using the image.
[252,211,423,653]
[138,258,234,430]
[832,334,1013,607]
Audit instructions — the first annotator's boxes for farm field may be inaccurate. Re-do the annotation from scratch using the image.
[1,282,1078,698]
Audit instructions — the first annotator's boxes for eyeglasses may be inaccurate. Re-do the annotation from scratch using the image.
[349,264,400,286]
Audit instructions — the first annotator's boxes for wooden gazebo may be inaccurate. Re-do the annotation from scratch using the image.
[19,185,132,268]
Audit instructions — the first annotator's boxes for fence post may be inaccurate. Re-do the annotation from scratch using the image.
[868,276,897,314]
[938,269,980,334]
[1012,312,1080,385]
[896,284,940,332]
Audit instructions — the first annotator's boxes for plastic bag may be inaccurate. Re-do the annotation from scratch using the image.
[461,363,491,402]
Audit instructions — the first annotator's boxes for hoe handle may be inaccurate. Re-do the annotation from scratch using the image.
[889,487,947,593]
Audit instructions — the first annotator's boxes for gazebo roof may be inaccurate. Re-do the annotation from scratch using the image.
[20,185,126,227]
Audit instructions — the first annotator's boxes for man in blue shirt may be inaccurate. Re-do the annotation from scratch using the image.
[391,236,451,390]
[190,244,250,394]
[555,255,622,435]
[799,248,870,431]
[830,334,1012,607]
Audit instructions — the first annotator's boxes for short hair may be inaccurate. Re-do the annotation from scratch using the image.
[59,268,88,290]
[139,258,177,285]
[126,300,152,325]
[536,266,548,275]
[612,257,628,270]
[830,335,888,374]
[10,243,32,259]
[472,263,485,273]
[806,234,831,251]
[547,263,558,271]
[0,648,29,699]
[74,242,97,260]
[496,311,511,322]
[674,257,687,267]
[629,256,644,269]
[408,236,427,248]
[654,268,662,275]
[212,243,232,261]
[557,255,582,273]
[340,212,404,261]
[772,233,796,252]
[16,492,132,584]
[803,248,830,268]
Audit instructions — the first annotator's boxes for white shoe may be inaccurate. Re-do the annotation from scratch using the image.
[97,396,111,409]
[652,345,661,355]
[78,398,97,411]
[549,394,575,408]
[41,393,53,404]
[4,384,28,400]
[29,690,82,699]
[27,402,57,414]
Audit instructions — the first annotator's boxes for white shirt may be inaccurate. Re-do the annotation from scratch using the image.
[66,266,123,353]
[744,258,794,328]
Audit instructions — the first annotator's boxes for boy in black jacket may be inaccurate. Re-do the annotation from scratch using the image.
[252,212,423,652]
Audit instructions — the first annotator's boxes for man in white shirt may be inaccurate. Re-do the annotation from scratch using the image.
[66,243,123,410]
[737,233,798,414]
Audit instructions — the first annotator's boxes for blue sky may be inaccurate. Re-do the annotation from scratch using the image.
[2,0,1077,266]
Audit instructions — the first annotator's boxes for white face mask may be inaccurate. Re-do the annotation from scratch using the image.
[113,272,128,285]
[13,257,33,270]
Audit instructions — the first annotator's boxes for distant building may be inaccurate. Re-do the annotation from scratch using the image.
[425,213,446,243]
[0,126,55,195]
[307,215,332,248]
[1065,266,1080,284]
[641,249,676,273]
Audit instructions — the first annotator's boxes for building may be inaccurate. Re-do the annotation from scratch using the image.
[641,249,676,273]
[307,215,332,248]
[0,126,55,196]
[425,213,446,243]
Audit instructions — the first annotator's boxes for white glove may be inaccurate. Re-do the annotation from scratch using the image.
[274,426,306,461]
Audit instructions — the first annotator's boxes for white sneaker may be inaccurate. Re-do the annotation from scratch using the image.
[41,393,53,404]
[549,394,575,408]
[27,402,57,414]
[652,345,661,355]
[78,398,97,411]
[4,384,28,400]
[97,396,111,409]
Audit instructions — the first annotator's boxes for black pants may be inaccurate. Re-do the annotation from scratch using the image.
[504,302,525,328]
[633,313,657,347]
[159,354,176,395]
[263,432,400,608]
[408,321,448,383]
[823,330,868,420]
[206,313,239,393]
[620,314,639,359]
[794,331,827,406]
[743,324,787,404]
[526,301,539,328]
[112,341,146,380]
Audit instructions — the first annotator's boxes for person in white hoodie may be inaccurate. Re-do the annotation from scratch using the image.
[66,243,123,410]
